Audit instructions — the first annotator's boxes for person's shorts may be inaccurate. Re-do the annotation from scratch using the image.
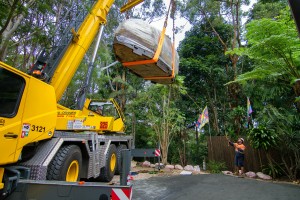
[234,154,244,167]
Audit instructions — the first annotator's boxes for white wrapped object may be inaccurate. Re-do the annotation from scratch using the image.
[113,19,179,84]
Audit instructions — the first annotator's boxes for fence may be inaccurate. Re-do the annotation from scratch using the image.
[207,136,280,172]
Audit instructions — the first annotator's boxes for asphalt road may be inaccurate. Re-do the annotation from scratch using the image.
[132,174,300,200]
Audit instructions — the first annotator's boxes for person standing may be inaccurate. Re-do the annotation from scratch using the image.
[228,138,246,176]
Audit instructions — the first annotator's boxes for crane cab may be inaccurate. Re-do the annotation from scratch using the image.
[0,62,57,165]
[56,98,125,133]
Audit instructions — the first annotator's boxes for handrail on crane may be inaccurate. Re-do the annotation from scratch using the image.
[120,0,144,13]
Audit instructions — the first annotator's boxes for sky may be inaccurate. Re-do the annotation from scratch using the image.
[149,0,191,49]
[150,0,257,49]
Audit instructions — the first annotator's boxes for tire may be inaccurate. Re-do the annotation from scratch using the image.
[47,145,82,182]
[98,144,117,182]
[115,144,127,175]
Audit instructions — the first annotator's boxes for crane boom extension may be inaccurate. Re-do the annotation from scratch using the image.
[50,0,114,101]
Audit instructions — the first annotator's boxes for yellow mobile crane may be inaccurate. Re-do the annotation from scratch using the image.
[0,0,156,199]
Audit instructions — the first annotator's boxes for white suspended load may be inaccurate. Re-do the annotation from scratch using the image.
[113,18,179,84]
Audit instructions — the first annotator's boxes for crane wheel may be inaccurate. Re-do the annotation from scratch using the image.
[98,144,117,182]
[46,145,82,182]
[115,144,127,175]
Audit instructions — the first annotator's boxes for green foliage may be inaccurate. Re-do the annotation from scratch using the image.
[134,124,156,148]
[178,20,236,135]
[231,14,300,85]
[207,160,226,173]
[262,163,284,177]
[228,7,300,111]
[236,8,300,83]
[257,105,300,180]
[247,1,287,20]
[188,138,208,165]
[225,106,247,136]
[225,47,246,57]
[168,131,208,165]
[247,126,278,150]
[137,0,166,22]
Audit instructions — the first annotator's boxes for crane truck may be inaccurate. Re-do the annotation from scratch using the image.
[0,0,163,199]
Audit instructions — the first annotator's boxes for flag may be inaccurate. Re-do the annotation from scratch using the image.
[196,113,201,128]
[247,97,253,117]
[246,97,253,128]
[196,114,201,127]
[199,106,209,129]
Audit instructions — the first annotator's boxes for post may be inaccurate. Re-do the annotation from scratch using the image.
[209,122,214,160]
[120,149,131,186]
[157,142,161,171]
[195,125,199,146]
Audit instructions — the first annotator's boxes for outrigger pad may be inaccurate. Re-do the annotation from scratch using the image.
[113,19,179,84]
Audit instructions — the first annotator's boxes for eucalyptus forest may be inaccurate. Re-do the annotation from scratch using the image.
[1,0,299,180]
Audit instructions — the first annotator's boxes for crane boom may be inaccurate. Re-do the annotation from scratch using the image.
[50,0,113,101]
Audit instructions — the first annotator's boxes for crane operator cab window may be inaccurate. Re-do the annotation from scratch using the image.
[0,68,25,117]
[88,101,120,119]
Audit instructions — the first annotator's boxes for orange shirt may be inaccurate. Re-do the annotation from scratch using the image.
[234,143,246,153]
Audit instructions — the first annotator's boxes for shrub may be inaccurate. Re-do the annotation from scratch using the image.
[207,160,226,173]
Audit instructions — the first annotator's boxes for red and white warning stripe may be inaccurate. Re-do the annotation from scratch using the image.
[155,149,161,157]
[111,188,132,200]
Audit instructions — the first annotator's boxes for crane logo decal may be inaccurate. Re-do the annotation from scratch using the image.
[100,122,108,129]
[21,123,31,138]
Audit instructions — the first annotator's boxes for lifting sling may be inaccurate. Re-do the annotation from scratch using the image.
[122,0,176,82]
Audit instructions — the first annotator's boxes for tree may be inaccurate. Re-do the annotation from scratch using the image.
[0,0,36,62]
[229,8,300,111]
[248,124,278,178]
[246,104,300,180]
[132,77,186,164]
[178,0,255,137]
[178,18,252,135]
[247,0,286,20]
[257,105,300,181]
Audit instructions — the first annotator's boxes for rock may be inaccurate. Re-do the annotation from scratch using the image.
[194,165,201,172]
[175,164,183,170]
[155,163,165,169]
[222,171,233,175]
[142,161,151,167]
[164,168,171,172]
[245,171,257,178]
[184,165,194,171]
[150,164,155,168]
[256,172,272,180]
[165,165,175,169]
[131,161,137,168]
[180,170,193,175]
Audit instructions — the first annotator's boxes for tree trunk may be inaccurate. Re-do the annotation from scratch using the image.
[131,113,136,148]
[178,139,186,167]
[207,90,220,134]
[161,140,168,164]
[0,0,35,61]
[121,68,126,113]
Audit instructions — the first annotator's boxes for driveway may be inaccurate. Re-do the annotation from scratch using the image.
[132,174,300,200]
